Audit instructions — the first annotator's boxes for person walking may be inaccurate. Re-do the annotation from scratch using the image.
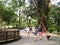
[38,24,43,40]
[26,27,30,37]
[32,27,37,37]
[32,27,38,41]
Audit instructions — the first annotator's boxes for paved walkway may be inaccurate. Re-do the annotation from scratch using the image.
[3,30,60,45]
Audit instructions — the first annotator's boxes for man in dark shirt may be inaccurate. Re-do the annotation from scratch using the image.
[38,25,43,40]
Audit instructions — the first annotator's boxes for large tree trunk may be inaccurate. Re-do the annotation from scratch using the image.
[40,14,47,33]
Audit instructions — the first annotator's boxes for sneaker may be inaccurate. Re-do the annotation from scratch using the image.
[47,35,51,40]
[40,38,42,40]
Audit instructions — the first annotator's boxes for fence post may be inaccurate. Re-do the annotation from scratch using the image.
[14,31,15,39]
[6,31,8,42]
[18,30,20,37]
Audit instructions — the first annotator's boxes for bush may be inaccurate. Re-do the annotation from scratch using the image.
[48,28,57,33]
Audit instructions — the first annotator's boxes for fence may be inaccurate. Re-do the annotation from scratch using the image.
[0,29,20,43]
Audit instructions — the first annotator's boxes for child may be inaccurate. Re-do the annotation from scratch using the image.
[32,27,37,41]
[32,27,37,37]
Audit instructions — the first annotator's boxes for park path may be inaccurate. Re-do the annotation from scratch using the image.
[3,30,60,45]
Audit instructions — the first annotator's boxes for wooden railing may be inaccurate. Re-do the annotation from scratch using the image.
[0,29,20,43]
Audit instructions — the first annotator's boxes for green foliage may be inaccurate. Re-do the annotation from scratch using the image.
[47,6,60,32]
[0,0,18,27]
[30,0,50,16]
[29,0,50,27]
[1,8,17,25]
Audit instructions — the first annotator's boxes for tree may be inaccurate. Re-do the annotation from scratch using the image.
[48,6,60,32]
[30,0,50,32]
[0,0,18,28]
[11,0,25,28]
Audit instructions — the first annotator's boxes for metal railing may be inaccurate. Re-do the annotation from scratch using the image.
[0,29,20,43]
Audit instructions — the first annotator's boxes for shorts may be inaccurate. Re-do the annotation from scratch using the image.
[38,32,43,36]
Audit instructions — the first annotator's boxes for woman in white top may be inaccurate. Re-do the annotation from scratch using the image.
[26,27,30,37]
